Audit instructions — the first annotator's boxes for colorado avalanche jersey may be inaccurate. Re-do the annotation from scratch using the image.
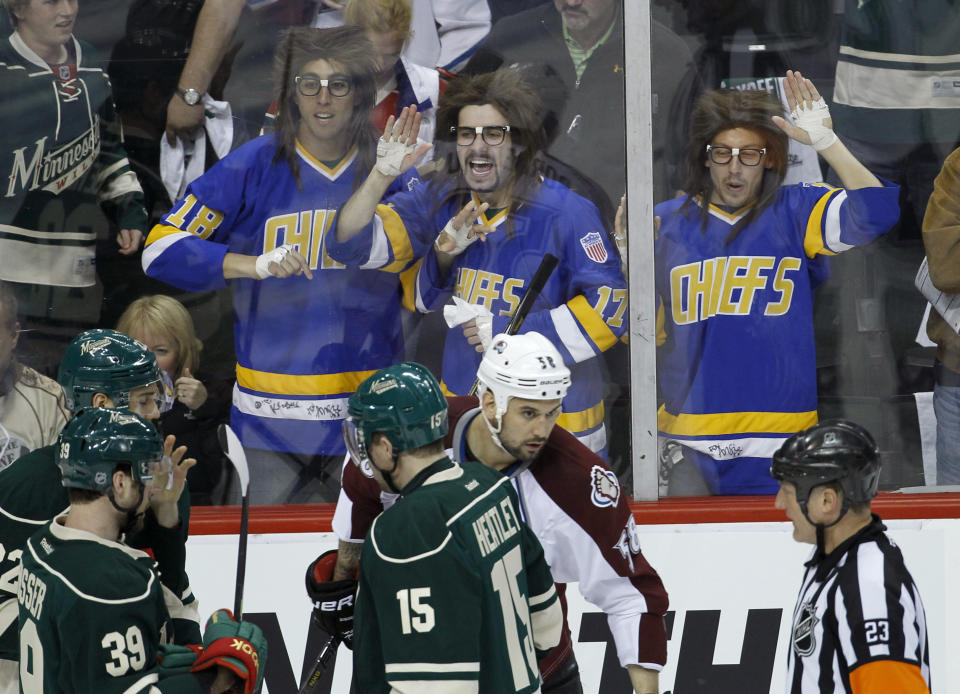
[330,178,626,452]
[333,396,669,676]
[655,182,899,494]
[142,136,423,455]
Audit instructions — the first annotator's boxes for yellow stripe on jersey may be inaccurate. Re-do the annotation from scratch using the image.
[567,295,619,351]
[145,224,190,246]
[236,364,377,396]
[439,380,456,397]
[378,204,416,272]
[399,259,423,312]
[295,142,357,178]
[658,406,817,437]
[557,401,605,435]
[849,660,930,694]
[803,188,840,258]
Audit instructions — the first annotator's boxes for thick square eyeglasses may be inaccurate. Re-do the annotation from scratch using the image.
[451,125,511,146]
[705,145,767,166]
[295,74,351,98]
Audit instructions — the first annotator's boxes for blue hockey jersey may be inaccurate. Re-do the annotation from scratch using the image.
[330,178,627,452]
[655,181,899,494]
[142,136,423,455]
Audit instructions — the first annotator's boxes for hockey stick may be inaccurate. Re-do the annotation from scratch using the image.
[218,424,250,619]
[468,253,559,395]
[298,633,341,694]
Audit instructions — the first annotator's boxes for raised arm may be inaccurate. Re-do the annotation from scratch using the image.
[335,106,430,242]
[772,70,881,190]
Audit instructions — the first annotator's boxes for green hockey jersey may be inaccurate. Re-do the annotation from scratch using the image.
[17,516,203,693]
[0,445,196,665]
[353,458,563,693]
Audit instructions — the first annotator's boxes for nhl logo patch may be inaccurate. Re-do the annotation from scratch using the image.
[792,601,819,657]
[590,465,619,507]
[579,232,608,263]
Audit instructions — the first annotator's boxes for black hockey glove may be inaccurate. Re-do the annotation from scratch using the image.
[306,550,357,649]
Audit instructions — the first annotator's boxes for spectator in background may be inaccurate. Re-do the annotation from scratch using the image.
[831,0,960,238]
[823,0,960,411]
[311,0,491,74]
[0,282,69,472]
[143,27,429,504]
[343,0,439,144]
[655,72,899,495]
[117,295,231,505]
[0,0,148,376]
[331,69,626,455]
[919,146,960,486]
[164,0,245,144]
[263,0,441,153]
[464,0,701,214]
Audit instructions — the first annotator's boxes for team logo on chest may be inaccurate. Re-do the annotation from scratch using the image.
[579,232,608,263]
[793,601,819,657]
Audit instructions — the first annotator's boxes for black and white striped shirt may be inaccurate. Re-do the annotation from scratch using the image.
[786,515,931,693]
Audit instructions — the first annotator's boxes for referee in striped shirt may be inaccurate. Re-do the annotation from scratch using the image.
[771,419,931,693]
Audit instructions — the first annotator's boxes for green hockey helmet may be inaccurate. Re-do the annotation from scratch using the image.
[58,407,171,493]
[343,362,448,465]
[58,329,162,412]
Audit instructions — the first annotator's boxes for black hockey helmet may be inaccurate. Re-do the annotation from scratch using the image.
[771,419,880,515]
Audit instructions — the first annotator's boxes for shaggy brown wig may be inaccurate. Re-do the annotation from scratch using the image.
[680,89,789,241]
[431,68,547,225]
[271,26,379,189]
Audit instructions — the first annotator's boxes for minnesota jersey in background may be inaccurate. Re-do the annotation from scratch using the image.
[353,458,562,693]
[655,182,900,494]
[142,136,423,456]
[331,178,625,454]
[0,34,146,288]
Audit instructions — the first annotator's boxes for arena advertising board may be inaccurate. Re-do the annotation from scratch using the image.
[185,519,954,693]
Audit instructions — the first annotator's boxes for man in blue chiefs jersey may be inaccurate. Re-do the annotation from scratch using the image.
[330,67,626,456]
[653,70,899,495]
[143,27,430,503]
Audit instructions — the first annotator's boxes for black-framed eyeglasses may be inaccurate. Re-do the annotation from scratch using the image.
[451,125,511,146]
[705,145,767,166]
[295,74,351,98]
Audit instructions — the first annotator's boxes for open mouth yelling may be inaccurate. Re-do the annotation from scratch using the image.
[468,158,495,178]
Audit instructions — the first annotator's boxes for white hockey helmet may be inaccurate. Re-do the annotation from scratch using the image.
[476,332,571,423]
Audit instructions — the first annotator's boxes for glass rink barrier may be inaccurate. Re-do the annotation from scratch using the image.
[1,0,957,691]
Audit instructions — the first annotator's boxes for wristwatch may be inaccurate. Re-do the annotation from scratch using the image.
[176,86,203,106]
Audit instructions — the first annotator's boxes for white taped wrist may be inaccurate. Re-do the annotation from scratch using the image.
[375,137,415,177]
[791,98,837,151]
[475,315,493,350]
[436,217,478,256]
[255,244,292,279]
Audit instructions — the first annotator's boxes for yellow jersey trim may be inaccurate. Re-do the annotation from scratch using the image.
[236,364,377,397]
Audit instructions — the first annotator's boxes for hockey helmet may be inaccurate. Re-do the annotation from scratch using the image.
[771,419,880,514]
[343,362,448,464]
[58,407,171,493]
[58,329,162,412]
[476,332,570,421]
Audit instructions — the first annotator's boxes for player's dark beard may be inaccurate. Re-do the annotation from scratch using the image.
[109,484,147,539]
[503,436,547,463]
